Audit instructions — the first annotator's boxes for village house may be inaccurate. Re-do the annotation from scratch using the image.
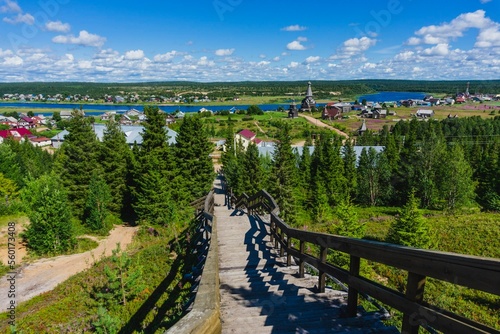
[235,129,264,150]
[29,137,52,147]
[322,103,342,120]
[0,128,35,144]
[288,101,299,118]
[100,111,117,121]
[416,109,434,118]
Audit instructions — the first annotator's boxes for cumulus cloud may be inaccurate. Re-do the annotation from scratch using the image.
[154,50,179,62]
[304,56,321,63]
[421,43,450,56]
[198,56,215,66]
[0,0,21,13]
[52,30,107,48]
[124,49,145,60]
[281,24,307,32]
[342,37,377,54]
[408,10,500,48]
[287,38,307,51]
[45,21,71,33]
[3,12,34,25]
[215,48,235,56]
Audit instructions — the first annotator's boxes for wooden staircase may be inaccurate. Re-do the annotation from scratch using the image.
[214,185,398,333]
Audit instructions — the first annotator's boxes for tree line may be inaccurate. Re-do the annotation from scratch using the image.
[222,116,499,246]
[0,106,214,255]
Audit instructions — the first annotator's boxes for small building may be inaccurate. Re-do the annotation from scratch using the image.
[101,111,116,121]
[323,103,342,120]
[235,129,257,150]
[300,82,316,112]
[29,137,52,147]
[288,101,298,118]
[416,109,434,118]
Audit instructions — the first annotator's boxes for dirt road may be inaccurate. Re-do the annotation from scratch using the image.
[299,114,349,138]
[0,225,138,304]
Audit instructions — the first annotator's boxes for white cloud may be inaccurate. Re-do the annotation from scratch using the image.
[124,49,145,60]
[45,21,71,33]
[215,48,235,56]
[394,50,415,61]
[287,40,306,51]
[0,0,20,13]
[288,61,299,68]
[409,10,500,47]
[476,25,500,47]
[341,37,377,54]
[3,55,23,66]
[154,50,179,62]
[0,48,14,57]
[281,24,307,32]
[3,12,34,25]
[304,56,320,63]
[198,56,215,66]
[52,30,107,47]
[272,56,280,61]
[297,36,307,42]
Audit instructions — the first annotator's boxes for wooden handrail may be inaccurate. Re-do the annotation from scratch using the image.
[166,190,221,334]
[234,190,500,334]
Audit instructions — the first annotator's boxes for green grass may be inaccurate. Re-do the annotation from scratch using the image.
[0,218,199,333]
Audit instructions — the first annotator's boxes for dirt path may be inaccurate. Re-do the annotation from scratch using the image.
[299,114,349,138]
[0,225,139,304]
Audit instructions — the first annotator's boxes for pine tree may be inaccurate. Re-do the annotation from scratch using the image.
[55,110,100,218]
[242,143,264,195]
[22,173,75,255]
[84,173,112,235]
[387,190,430,248]
[133,106,176,224]
[438,144,476,211]
[342,141,357,199]
[268,122,298,224]
[173,115,214,200]
[100,120,130,216]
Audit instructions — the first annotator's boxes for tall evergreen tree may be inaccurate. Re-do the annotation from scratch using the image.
[55,110,100,218]
[342,140,357,199]
[386,190,431,249]
[22,173,75,255]
[173,115,214,201]
[84,172,113,235]
[100,120,131,216]
[242,143,264,195]
[268,122,299,224]
[438,144,476,211]
[133,106,176,224]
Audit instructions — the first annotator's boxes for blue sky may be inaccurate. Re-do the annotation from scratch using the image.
[0,0,500,82]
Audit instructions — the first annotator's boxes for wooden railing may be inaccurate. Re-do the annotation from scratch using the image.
[234,190,500,334]
[166,191,221,334]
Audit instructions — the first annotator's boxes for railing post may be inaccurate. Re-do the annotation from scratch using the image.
[286,236,292,266]
[279,229,285,257]
[402,272,427,334]
[270,217,275,243]
[347,255,360,317]
[299,240,305,278]
[318,246,327,293]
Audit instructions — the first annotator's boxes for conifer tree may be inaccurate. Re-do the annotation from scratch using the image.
[342,140,357,199]
[55,110,100,218]
[437,144,476,211]
[84,172,112,235]
[268,122,298,224]
[133,106,176,224]
[100,120,130,216]
[242,143,264,195]
[22,173,75,255]
[386,190,430,248]
[173,115,214,201]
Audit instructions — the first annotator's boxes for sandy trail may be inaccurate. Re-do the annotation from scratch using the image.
[299,114,349,138]
[0,225,138,304]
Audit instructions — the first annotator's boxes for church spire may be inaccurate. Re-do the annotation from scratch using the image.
[306,81,313,97]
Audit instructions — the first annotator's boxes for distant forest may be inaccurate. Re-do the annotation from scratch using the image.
[1,80,499,100]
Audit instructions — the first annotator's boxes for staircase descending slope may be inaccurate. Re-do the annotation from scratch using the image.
[213,182,399,333]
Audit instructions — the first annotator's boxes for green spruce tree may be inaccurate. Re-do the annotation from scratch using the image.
[22,173,75,255]
[84,172,113,235]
